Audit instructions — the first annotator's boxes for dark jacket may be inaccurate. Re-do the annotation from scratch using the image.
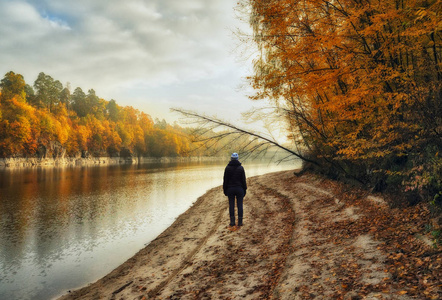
[223,160,247,195]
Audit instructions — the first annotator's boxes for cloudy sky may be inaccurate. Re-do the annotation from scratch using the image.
[0,0,258,125]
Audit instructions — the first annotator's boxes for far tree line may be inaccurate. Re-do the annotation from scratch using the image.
[0,71,207,159]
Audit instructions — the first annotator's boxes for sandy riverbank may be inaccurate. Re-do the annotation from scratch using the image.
[57,170,441,299]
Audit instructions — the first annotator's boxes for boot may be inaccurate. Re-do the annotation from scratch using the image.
[229,216,235,227]
[238,218,243,226]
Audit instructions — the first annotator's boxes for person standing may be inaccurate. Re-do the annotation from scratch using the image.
[223,152,247,227]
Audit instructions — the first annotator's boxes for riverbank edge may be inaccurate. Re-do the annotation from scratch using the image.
[0,156,224,168]
[57,170,441,299]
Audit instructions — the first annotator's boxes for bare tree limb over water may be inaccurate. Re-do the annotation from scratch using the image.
[171,108,321,166]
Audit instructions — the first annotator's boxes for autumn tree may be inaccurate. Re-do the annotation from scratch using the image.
[0,71,26,103]
[0,95,38,157]
[236,0,442,194]
[0,72,38,156]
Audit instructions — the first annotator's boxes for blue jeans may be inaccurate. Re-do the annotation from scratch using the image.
[227,186,244,221]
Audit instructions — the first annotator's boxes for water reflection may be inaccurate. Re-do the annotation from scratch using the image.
[0,160,300,300]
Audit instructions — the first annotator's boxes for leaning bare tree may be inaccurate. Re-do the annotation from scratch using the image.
[171,108,320,166]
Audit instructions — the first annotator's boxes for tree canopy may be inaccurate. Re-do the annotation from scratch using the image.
[0,71,197,159]
[236,0,442,199]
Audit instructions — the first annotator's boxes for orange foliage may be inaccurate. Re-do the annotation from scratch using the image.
[0,96,38,156]
[0,71,194,158]
[244,0,442,181]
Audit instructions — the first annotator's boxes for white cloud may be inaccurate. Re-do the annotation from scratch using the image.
[0,0,257,125]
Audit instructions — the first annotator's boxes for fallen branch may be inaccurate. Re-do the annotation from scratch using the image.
[112,280,133,295]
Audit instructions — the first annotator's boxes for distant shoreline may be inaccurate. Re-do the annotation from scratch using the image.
[0,156,224,168]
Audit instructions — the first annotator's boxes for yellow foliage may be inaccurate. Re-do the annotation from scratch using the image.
[246,0,442,168]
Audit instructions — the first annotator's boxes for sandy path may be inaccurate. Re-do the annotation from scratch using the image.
[58,170,440,300]
[59,171,296,300]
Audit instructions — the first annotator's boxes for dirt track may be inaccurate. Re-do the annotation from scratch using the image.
[58,170,441,300]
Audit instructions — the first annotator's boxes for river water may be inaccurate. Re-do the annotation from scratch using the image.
[0,160,300,300]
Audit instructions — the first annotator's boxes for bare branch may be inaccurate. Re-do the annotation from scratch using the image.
[171,108,321,166]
